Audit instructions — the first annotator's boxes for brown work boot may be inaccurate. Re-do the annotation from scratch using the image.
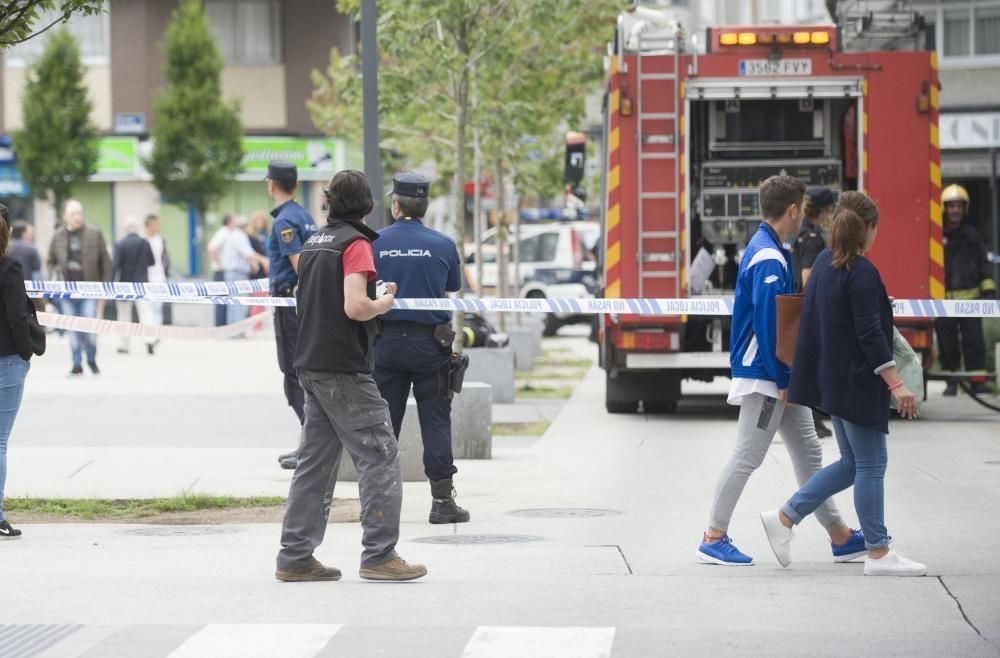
[359,557,427,582]
[275,557,342,582]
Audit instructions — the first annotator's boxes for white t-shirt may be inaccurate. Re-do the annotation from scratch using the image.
[208,227,231,273]
[146,234,166,283]
[220,229,254,274]
[727,377,780,406]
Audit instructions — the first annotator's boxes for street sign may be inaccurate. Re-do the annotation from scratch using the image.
[940,112,1000,149]
[114,113,146,134]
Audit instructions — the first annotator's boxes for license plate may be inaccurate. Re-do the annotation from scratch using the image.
[738,59,812,76]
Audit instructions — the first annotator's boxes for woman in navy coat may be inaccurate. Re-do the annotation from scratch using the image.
[759,191,927,577]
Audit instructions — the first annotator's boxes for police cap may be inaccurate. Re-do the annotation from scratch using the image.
[391,171,430,198]
[266,160,298,183]
[806,186,835,209]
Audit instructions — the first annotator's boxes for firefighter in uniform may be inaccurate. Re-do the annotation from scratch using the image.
[266,160,318,468]
[792,186,836,437]
[374,172,470,524]
[936,184,996,396]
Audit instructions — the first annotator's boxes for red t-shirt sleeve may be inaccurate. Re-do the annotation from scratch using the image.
[342,240,376,281]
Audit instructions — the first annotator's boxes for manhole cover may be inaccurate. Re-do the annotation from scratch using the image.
[411,534,543,545]
[506,508,623,518]
[121,526,241,537]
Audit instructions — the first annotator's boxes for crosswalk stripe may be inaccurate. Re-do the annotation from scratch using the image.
[167,624,342,658]
[461,626,616,658]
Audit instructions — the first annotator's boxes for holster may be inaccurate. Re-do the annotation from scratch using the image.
[449,352,470,394]
[433,323,456,350]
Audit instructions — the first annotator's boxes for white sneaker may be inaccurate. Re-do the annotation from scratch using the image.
[863,550,927,577]
[760,509,793,568]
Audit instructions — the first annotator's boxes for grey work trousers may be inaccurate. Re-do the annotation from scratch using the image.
[709,393,846,535]
[277,370,402,570]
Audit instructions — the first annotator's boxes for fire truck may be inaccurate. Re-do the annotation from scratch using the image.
[598,3,940,413]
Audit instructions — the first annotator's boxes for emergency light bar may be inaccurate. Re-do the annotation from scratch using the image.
[714,27,835,49]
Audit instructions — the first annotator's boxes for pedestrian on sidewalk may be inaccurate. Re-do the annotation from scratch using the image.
[218,215,268,327]
[0,204,42,539]
[207,215,233,327]
[9,221,45,314]
[47,199,112,376]
[374,171,470,524]
[697,176,865,567]
[276,169,426,583]
[792,187,836,439]
[142,214,170,355]
[760,192,927,577]
[112,221,155,355]
[264,161,317,470]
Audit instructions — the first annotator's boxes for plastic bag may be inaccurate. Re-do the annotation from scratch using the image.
[890,327,924,410]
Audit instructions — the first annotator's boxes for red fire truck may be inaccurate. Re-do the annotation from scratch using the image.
[599,5,940,413]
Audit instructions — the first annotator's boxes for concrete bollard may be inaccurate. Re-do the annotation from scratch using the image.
[506,325,543,371]
[338,382,493,482]
[464,347,515,403]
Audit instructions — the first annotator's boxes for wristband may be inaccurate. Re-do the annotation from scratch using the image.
[888,380,904,392]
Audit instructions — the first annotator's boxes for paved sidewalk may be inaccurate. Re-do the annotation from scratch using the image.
[4,329,999,656]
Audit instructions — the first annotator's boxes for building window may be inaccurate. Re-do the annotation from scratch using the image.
[919,2,1000,63]
[975,6,1000,54]
[3,5,109,66]
[205,0,281,65]
[944,8,971,56]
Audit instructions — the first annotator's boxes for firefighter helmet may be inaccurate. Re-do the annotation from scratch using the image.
[941,184,970,210]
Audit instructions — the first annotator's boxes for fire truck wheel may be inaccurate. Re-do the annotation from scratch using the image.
[606,400,639,414]
[643,400,678,414]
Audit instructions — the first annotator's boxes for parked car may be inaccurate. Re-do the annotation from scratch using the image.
[466,220,599,335]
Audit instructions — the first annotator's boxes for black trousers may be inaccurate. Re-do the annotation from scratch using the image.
[373,329,456,483]
[935,316,986,374]
[274,306,305,424]
[213,271,226,326]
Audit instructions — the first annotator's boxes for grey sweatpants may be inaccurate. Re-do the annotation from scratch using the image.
[277,370,402,570]
[709,393,846,534]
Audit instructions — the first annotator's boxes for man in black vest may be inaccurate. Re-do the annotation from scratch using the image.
[276,170,427,583]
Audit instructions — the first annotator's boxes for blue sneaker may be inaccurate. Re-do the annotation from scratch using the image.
[697,535,754,566]
[832,529,867,563]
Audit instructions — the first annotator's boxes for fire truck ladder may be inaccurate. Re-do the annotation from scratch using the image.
[635,31,682,300]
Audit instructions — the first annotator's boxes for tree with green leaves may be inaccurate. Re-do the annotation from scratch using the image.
[145,0,242,270]
[12,28,98,219]
[310,0,615,246]
[0,1,106,48]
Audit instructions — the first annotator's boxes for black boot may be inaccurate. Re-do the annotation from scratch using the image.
[943,382,958,397]
[429,478,470,524]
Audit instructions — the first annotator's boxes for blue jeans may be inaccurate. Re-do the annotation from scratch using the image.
[0,354,30,522]
[63,298,97,368]
[224,270,249,325]
[782,416,892,549]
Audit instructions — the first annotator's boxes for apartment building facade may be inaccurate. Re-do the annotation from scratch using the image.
[0,0,358,274]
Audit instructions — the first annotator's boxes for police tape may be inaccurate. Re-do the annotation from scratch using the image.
[26,290,1000,318]
[26,278,270,297]
[37,309,269,340]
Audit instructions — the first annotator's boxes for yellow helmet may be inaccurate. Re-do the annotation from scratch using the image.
[941,184,970,207]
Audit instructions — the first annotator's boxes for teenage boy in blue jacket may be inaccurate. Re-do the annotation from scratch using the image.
[697,175,865,566]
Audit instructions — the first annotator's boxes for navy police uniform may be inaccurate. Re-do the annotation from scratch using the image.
[792,219,826,292]
[374,173,463,488]
[267,160,318,424]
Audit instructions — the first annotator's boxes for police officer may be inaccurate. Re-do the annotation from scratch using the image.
[266,160,318,468]
[792,186,835,438]
[792,186,835,292]
[936,184,996,396]
[374,172,469,524]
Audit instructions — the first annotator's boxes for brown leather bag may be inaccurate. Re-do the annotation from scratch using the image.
[775,293,804,367]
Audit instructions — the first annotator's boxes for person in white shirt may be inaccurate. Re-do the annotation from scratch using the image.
[207,215,234,327]
[219,215,268,326]
[140,214,169,354]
